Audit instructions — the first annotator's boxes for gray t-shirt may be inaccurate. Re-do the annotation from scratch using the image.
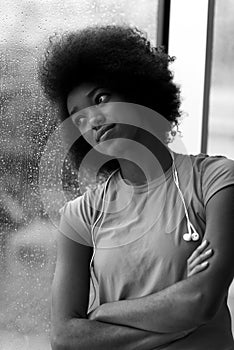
[59,152,234,349]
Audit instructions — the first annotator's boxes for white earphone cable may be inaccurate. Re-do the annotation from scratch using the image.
[89,168,119,309]
[172,163,192,235]
[170,152,198,240]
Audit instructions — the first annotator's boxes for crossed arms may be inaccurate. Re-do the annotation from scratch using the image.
[51,185,234,350]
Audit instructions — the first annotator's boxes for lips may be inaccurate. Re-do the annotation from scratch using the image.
[96,123,116,142]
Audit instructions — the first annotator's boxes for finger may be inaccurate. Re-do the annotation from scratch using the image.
[188,248,213,270]
[188,261,209,277]
[187,240,209,264]
[188,248,213,271]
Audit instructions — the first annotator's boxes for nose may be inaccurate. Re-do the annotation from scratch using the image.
[89,111,106,131]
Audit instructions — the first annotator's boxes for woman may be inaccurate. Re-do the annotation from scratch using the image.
[39,26,234,349]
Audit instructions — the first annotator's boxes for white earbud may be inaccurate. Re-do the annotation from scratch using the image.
[183,231,200,242]
[183,232,192,241]
[191,232,200,241]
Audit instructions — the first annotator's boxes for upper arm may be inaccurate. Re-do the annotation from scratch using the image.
[51,231,93,327]
[200,185,234,317]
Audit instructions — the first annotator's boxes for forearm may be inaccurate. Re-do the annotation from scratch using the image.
[52,317,191,350]
[89,276,206,334]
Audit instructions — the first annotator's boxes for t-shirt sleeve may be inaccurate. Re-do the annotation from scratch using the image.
[201,156,234,207]
[58,193,93,247]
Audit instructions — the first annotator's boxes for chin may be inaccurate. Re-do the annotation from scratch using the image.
[94,138,124,157]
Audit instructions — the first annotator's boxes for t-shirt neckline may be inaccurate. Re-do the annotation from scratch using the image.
[113,160,175,194]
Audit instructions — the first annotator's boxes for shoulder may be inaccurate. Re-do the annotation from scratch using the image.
[61,181,107,219]
[58,168,119,243]
[186,152,234,173]
[175,152,234,172]
[197,154,234,206]
[58,183,106,246]
[175,152,234,206]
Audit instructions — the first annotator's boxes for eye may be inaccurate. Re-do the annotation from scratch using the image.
[95,93,110,105]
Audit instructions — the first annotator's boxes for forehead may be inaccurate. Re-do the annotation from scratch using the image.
[66,82,99,114]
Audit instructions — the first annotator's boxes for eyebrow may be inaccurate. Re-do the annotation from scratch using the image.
[69,86,102,116]
[86,86,101,98]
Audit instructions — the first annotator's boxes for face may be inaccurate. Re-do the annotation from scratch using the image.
[67,82,141,157]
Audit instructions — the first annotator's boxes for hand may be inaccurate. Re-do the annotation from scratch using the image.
[187,240,213,277]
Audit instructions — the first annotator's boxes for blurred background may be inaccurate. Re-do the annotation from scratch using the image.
[0,0,233,348]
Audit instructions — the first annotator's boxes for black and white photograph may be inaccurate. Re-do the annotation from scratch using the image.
[0,1,234,349]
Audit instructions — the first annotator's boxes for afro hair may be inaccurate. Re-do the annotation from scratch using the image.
[39,25,181,125]
[39,25,181,172]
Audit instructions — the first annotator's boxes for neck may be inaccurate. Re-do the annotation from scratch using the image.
[118,141,173,186]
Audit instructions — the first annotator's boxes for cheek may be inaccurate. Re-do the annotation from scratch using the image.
[79,126,95,146]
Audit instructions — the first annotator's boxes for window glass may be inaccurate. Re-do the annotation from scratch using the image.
[207,0,234,160]
[168,0,209,155]
[0,1,158,348]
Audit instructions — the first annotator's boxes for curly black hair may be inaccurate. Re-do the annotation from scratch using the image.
[39,25,181,172]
